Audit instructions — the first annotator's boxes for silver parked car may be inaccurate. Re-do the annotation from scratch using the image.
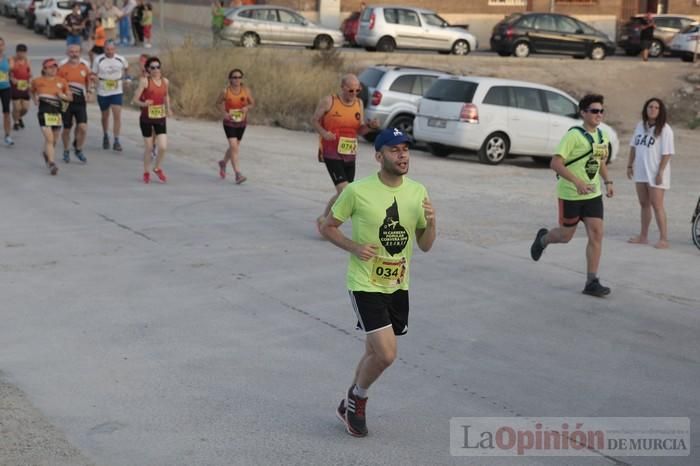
[1,0,21,17]
[221,5,344,49]
[356,5,478,55]
[358,65,451,142]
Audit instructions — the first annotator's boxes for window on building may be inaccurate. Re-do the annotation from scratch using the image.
[487,0,527,6]
[555,0,597,4]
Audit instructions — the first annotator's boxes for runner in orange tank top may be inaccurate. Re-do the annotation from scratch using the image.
[9,43,31,131]
[312,73,380,236]
[215,68,255,184]
[132,56,172,184]
[57,44,92,163]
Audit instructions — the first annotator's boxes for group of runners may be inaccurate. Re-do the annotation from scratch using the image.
[0,37,255,184]
[2,34,670,439]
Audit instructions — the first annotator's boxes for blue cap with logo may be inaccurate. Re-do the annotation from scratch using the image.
[374,127,411,151]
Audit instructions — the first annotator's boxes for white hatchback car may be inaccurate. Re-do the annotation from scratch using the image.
[413,76,619,165]
[34,0,86,39]
[669,24,700,62]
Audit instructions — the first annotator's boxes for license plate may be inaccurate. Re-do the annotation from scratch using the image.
[427,118,447,128]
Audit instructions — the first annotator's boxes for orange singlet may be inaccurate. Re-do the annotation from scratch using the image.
[57,61,90,103]
[320,95,362,161]
[223,86,250,128]
[139,78,168,122]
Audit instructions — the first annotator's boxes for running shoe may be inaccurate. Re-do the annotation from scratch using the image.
[19,119,25,129]
[74,149,87,163]
[62,150,70,163]
[143,172,150,184]
[530,228,548,262]
[153,168,167,183]
[235,173,247,185]
[13,123,20,131]
[49,162,58,176]
[102,134,110,150]
[339,385,368,437]
[218,160,226,179]
[4,136,14,146]
[582,279,611,298]
[113,140,123,152]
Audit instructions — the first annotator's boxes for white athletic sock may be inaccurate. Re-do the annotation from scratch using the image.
[353,385,368,399]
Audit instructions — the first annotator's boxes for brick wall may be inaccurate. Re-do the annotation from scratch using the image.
[666,0,700,15]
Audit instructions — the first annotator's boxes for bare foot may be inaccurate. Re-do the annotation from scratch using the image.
[654,240,669,249]
[627,236,648,244]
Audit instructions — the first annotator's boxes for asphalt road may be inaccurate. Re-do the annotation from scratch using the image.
[1,14,699,466]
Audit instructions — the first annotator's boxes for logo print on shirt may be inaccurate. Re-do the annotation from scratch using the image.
[585,158,599,180]
[379,198,408,256]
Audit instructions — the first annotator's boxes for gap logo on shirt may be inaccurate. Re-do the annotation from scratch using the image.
[634,133,656,148]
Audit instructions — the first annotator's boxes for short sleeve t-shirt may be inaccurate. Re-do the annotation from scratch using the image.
[92,54,128,97]
[630,121,674,189]
[331,173,428,293]
[555,127,610,201]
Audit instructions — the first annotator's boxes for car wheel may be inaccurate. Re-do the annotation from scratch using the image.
[388,115,414,143]
[428,143,451,158]
[33,21,41,33]
[376,36,396,53]
[314,35,333,50]
[589,44,606,60]
[513,41,530,58]
[240,32,259,48]
[682,52,695,62]
[451,39,470,56]
[478,132,509,165]
[649,39,664,58]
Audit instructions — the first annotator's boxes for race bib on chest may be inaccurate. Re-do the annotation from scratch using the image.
[148,104,165,119]
[229,109,244,122]
[44,113,63,126]
[337,137,357,156]
[370,256,406,288]
[16,80,29,91]
[592,142,608,161]
[103,79,119,91]
[0,71,7,82]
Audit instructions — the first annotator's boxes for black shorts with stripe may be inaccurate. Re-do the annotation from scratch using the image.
[349,290,409,336]
[558,195,604,227]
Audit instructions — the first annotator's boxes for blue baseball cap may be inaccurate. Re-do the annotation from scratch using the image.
[374,127,411,151]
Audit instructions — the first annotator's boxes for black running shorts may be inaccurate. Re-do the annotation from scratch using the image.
[558,195,604,227]
[223,124,246,140]
[349,290,409,336]
[0,88,10,114]
[324,159,356,186]
[62,102,88,129]
[140,120,167,138]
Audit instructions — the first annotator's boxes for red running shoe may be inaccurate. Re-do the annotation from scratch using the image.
[143,172,150,184]
[153,168,167,183]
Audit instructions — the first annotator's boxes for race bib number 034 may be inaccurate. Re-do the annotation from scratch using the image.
[148,104,165,119]
[370,256,406,288]
[337,137,357,156]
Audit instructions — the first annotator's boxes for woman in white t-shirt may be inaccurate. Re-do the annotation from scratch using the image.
[626,98,674,249]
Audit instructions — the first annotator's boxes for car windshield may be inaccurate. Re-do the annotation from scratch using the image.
[423,13,447,27]
[424,80,477,103]
[58,1,76,8]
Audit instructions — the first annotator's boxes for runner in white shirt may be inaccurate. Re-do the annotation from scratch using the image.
[91,41,129,151]
[627,98,675,249]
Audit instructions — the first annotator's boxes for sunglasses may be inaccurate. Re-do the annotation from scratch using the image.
[346,88,362,94]
[149,65,161,70]
[230,75,243,79]
[586,108,604,114]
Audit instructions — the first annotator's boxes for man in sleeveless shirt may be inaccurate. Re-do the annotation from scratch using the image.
[312,74,380,235]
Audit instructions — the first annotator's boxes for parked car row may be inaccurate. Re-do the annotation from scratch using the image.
[358,65,619,166]
[2,0,86,38]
